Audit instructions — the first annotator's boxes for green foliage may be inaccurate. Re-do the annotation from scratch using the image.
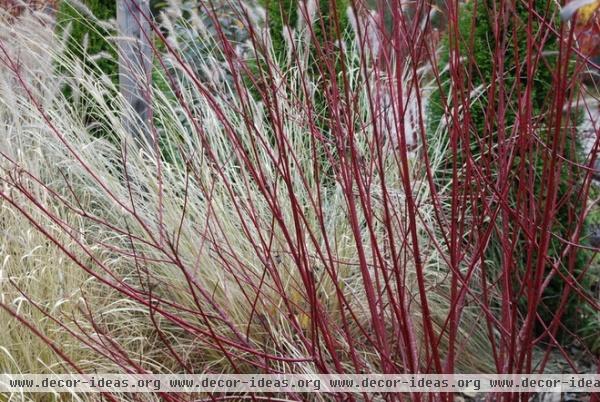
[56,0,118,141]
[579,185,600,353]
[258,0,350,102]
[56,0,117,80]
[261,0,350,64]
[428,0,560,157]
[428,0,592,341]
[262,0,298,61]
[257,0,351,183]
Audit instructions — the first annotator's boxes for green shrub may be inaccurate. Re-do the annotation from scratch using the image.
[56,0,117,81]
[428,0,592,342]
[258,0,350,105]
[56,0,118,140]
[258,0,351,184]
[261,0,350,63]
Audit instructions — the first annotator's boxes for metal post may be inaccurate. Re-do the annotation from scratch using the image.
[117,0,153,148]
